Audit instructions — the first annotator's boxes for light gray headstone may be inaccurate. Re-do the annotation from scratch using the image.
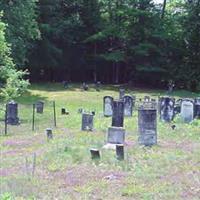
[107,127,125,144]
[82,113,94,131]
[104,96,113,117]
[123,95,134,117]
[119,89,125,100]
[180,99,194,123]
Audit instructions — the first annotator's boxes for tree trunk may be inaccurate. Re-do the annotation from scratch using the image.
[161,0,167,19]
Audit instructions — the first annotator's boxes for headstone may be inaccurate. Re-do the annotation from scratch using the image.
[194,98,200,119]
[174,99,182,114]
[159,97,175,122]
[123,95,134,117]
[61,108,66,115]
[6,101,19,125]
[82,113,94,131]
[107,127,125,144]
[78,108,83,114]
[167,80,175,94]
[180,99,194,123]
[138,106,157,146]
[112,100,124,127]
[90,148,100,160]
[119,88,125,100]
[144,96,151,102]
[103,96,113,117]
[82,82,89,91]
[116,144,124,160]
[36,101,44,114]
[63,81,68,89]
[96,81,101,91]
[46,128,53,140]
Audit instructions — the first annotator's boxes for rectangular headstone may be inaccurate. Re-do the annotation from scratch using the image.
[104,96,113,117]
[123,95,134,117]
[82,113,94,131]
[180,99,194,123]
[6,101,19,125]
[112,100,124,127]
[138,106,157,146]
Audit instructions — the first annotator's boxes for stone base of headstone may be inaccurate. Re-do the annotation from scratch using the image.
[138,130,157,146]
[107,126,125,144]
[7,118,20,125]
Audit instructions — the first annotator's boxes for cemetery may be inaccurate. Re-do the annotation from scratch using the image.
[0,0,200,199]
[0,84,200,199]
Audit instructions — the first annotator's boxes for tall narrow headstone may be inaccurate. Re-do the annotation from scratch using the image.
[6,101,19,125]
[194,98,200,119]
[112,100,124,127]
[103,96,113,117]
[82,113,94,131]
[138,106,157,146]
[174,99,182,114]
[159,97,175,122]
[180,99,194,123]
[123,95,134,117]
[96,81,101,91]
[119,89,125,100]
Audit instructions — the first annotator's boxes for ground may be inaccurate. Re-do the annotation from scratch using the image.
[0,84,200,200]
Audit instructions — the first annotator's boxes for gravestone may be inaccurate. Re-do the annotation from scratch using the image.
[174,99,182,114]
[107,127,125,144]
[36,101,44,114]
[82,113,94,131]
[194,98,200,119]
[63,81,68,89]
[159,97,175,122]
[144,96,151,102]
[6,101,19,125]
[96,81,101,91]
[46,128,53,140]
[116,144,124,160]
[103,96,113,117]
[138,106,157,146]
[112,100,124,127]
[180,99,194,123]
[90,148,100,160]
[123,95,134,117]
[82,82,89,91]
[119,89,125,100]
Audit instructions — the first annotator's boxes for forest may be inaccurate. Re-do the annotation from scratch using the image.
[0,0,200,97]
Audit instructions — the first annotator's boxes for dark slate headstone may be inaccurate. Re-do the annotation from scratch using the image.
[123,95,134,117]
[116,144,124,160]
[159,97,175,122]
[6,101,19,125]
[82,113,94,131]
[112,100,124,127]
[138,106,157,146]
[96,81,101,91]
[103,96,113,117]
[194,98,200,119]
[107,127,125,144]
[119,89,125,100]
[36,101,44,114]
[46,128,53,140]
[90,148,100,160]
[180,99,194,123]
[174,99,182,114]
[61,108,66,115]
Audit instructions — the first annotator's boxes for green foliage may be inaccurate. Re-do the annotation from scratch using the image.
[0,14,29,101]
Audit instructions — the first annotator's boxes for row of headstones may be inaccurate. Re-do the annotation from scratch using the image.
[104,95,200,123]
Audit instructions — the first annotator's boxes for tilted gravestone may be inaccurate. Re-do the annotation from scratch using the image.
[194,98,200,119]
[6,101,19,125]
[180,99,194,123]
[82,113,94,131]
[107,127,125,144]
[123,95,134,117]
[119,89,125,100]
[36,101,44,114]
[112,100,124,127]
[103,96,113,117]
[138,105,157,146]
[159,97,175,122]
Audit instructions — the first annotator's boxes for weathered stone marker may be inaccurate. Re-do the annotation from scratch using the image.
[36,101,44,114]
[194,98,200,119]
[46,128,53,140]
[6,101,19,125]
[159,97,175,122]
[90,148,100,160]
[103,96,113,117]
[96,81,101,91]
[116,144,124,160]
[138,106,157,146]
[107,127,125,144]
[61,108,66,115]
[180,99,194,123]
[123,95,134,117]
[112,100,124,127]
[82,113,94,131]
[119,88,125,100]
[144,96,151,102]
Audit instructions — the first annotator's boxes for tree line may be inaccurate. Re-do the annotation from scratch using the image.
[0,0,200,95]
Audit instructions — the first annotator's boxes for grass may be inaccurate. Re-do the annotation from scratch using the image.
[0,83,200,200]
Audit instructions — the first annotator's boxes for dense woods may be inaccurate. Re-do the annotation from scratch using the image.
[0,0,200,91]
